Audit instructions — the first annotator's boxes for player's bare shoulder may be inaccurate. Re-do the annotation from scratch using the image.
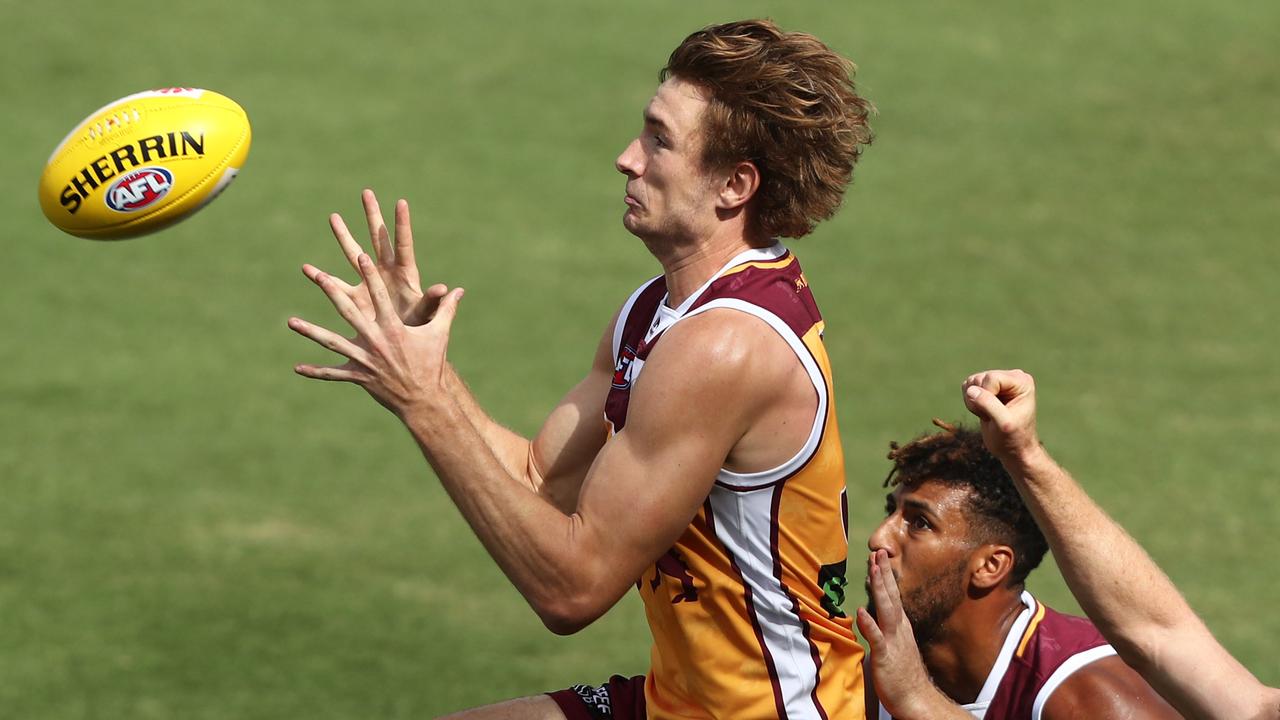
[645,308,806,396]
[640,308,817,474]
[1041,655,1183,719]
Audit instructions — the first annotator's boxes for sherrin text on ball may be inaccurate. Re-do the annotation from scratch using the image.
[38,88,251,240]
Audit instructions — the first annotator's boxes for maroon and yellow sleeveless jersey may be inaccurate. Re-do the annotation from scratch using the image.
[605,245,864,720]
[876,593,1117,720]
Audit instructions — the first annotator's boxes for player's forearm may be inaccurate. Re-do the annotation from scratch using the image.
[396,386,611,633]
[443,366,580,507]
[441,364,542,492]
[1004,447,1193,644]
[1005,447,1274,719]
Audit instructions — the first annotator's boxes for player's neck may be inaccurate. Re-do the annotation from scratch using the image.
[920,592,1028,705]
[652,226,773,308]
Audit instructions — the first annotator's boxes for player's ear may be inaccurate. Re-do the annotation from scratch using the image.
[716,160,760,211]
[970,544,1016,590]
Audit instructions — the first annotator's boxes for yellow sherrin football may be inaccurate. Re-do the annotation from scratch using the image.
[38,88,251,240]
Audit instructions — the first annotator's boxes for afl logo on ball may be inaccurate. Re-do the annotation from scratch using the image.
[105,167,173,212]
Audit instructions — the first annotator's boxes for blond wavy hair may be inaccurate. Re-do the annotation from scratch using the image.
[662,19,875,238]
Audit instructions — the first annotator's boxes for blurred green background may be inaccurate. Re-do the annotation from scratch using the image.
[2,0,1277,717]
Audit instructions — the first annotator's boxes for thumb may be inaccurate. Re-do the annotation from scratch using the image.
[407,283,449,326]
[963,383,1011,425]
[430,288,466,334]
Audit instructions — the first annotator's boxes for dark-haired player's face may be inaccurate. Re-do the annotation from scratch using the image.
[866,481,977,646]
[615,78,723,244]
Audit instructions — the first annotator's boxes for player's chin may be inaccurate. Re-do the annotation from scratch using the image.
[621,210,645,236]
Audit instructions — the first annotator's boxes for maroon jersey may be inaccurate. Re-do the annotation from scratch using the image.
[878,593,1117,720]
[605,243,827,436]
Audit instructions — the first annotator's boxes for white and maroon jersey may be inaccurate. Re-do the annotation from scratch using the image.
[878,593,1117,720]
[606,244,864,719]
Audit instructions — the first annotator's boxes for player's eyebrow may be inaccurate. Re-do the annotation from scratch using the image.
[901,497,941,524]
[644,110,673,134]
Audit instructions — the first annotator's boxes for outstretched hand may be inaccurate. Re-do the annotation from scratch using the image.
[290,252,465,416]
[305,189,450,328]
[961,369,1042,466]
[856,550,961,720]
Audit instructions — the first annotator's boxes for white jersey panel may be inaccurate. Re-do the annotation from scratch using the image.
[708,485,824,719]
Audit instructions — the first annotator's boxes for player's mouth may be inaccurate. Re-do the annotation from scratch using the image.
[865,556,902,587]
[624,194,641,208]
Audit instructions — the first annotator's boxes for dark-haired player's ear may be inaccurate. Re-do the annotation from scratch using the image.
[970,545,1015,590]
[717,160,760,210]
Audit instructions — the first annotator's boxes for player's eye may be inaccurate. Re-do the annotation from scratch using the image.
[653,134,667,148]
[908,513,932,531]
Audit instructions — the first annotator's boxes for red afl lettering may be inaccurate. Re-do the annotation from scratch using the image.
[105,167,174,212]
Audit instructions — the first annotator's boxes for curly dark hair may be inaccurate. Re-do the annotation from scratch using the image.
[884,420,1048,588]
[661,19,875,239]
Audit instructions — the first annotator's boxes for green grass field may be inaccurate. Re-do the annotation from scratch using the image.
[3,1,1278,716]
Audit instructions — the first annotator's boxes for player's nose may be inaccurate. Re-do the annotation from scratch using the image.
[615,137,644,176]
[867,515,897,555]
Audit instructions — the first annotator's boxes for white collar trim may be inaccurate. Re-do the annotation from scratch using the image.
[960,592,1038,717]
[663,243,787,316]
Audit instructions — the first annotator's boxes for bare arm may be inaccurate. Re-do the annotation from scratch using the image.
[962,370,1280,720]
[291,260,778,632]
[438,316,617,514]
